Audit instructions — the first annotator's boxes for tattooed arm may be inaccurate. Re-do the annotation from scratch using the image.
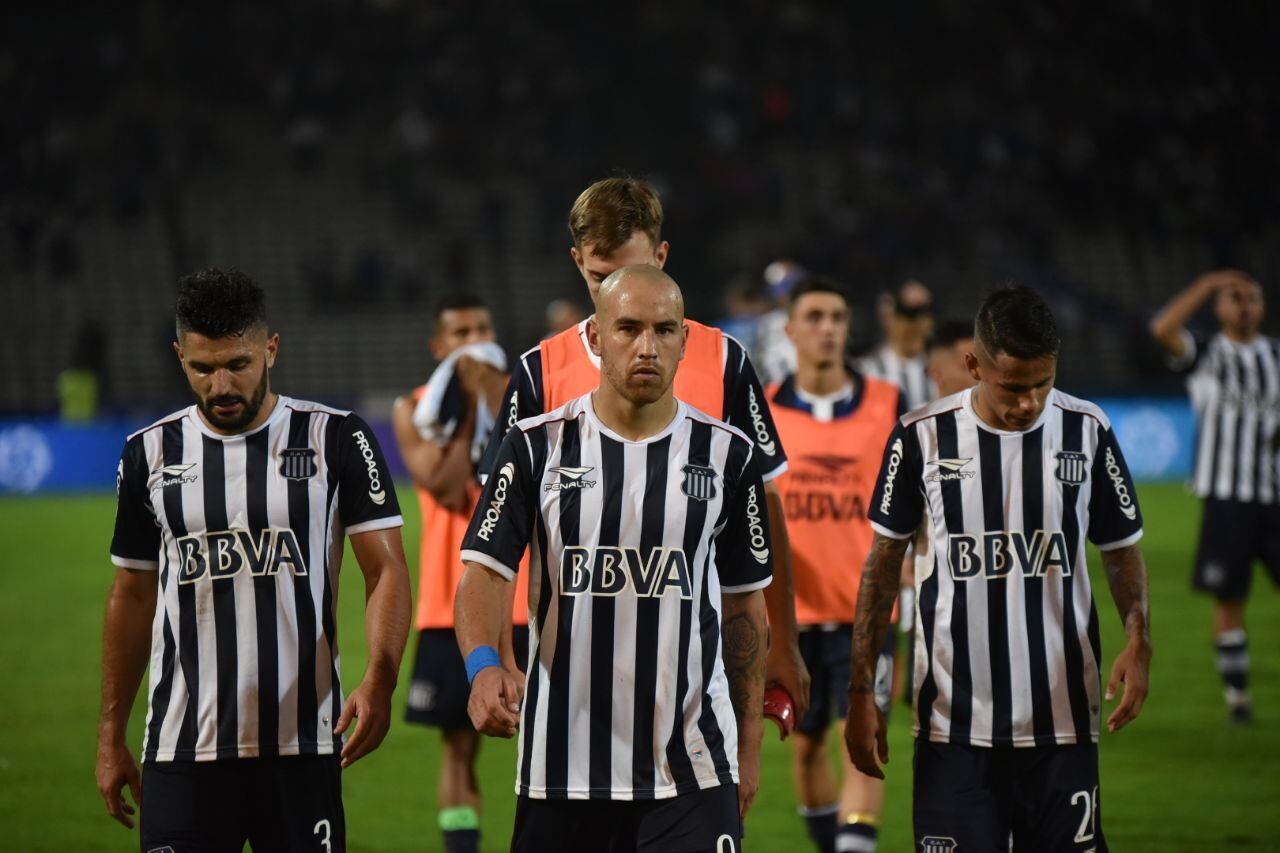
[843,532,911,778]
[1100,543,1152,732]
[722,589,768,818]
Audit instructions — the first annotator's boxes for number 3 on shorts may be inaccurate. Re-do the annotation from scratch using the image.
[314,818,333,852]
[1071,787,1098,844]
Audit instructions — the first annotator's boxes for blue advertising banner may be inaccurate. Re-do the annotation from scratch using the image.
[0,397,1197,495]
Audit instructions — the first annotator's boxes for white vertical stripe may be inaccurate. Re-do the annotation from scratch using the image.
[1072,429,1102,739]
[1002,432,1034,743]
[956,419,992,745]
[526,421,566,796]
[1040,413,1076,740]
[182,417,220,760]
[308,413,335,750]
[706,429,742,780]
[650,428,691,794]
[1258,344,1280,503]
[565,425,602,796]
[916,421,953,741]
[1191,343,1221,497]
[148,427,187,761]
[1215,350,1241,500]
[268,416,301,754]
[222,437,261,757]
[1237,353,1261,502]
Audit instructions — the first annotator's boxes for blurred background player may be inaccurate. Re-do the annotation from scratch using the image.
[848,285,1152,851]
[925,319,978,400]
[391,293,528,853]
[544,297,587,339]
[1150,269,1279,724]
[765,277,903,853]
[457,267,771,850]
[856,280,937,411]
[752,259,809,385]
[480,176,811,718]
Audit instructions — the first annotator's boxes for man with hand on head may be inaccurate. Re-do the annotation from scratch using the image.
[457,266,771,852]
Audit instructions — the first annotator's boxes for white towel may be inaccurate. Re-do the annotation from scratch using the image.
[411,341,507,463]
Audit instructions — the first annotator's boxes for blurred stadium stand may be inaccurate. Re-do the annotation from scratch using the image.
[3,0,1279,415]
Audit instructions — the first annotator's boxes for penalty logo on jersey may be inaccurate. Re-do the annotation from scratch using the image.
[279,448,317,480]
[1054,451,1089,486]
[681,464,718,501]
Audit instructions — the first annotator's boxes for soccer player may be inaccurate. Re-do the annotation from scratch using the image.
[856,280,937,411]
[765,277,903,853]
[926,319,978,399]
[479,176,810,717]
[98,269,412,851]
[845,285,1152,851]
[392,293,528,853]
[1150,269,1278,723]
[457,266,771,851]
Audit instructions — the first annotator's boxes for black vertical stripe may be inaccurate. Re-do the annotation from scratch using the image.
[321,415,344,751]
[286,409,319,752]
[1058,410,1093,741]
[587,430,622,794]
[914,549,941,736]
[545,417,581,794]
[935,412,972,742]
[519,427,551,793]
[1253,350,1270,500]
[720,341,739,420]
[666,423,709,789]
[245,426,278,756]
[631,437,671,798]
[977,429,1012,744]
[202,435,239,756]
[1228,354,1246,500]
[162,421,200,756]
[1020,427,1056,745]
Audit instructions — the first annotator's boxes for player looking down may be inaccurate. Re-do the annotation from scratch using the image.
[456,266,770,852]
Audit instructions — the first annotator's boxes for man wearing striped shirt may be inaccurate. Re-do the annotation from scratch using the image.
[846,286,1152,851]
[97,269,412,851]
[1151,269,1278,724]
[855,280,937,412]
[456,266,770,852]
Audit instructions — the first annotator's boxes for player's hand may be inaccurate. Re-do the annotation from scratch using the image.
[468,666,522,738]
[336,676,394,767]
[456,356,500,398]
[766,639,811,721]
[736,738,761,818]
[843,691,888,779]
[1105,637,1151,733]
[95,739,142,829]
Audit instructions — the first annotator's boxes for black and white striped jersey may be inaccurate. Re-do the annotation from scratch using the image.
[460,393,773,800]
[1171,330,1280,504]
[109,397,403,762]
[869,388,1143,748]
[856,345,936,412]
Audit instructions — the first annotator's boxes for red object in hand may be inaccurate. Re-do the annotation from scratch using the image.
[763,685,796,740]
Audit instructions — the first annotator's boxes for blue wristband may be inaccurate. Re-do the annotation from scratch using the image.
[465,645,501,684]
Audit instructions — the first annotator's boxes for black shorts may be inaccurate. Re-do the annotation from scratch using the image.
[140,755,343,853]
[405,626,529,730]
[511,785,741,853]
[795,625,893,735]
[913,739,1107,853]
[1193,498,1280,601]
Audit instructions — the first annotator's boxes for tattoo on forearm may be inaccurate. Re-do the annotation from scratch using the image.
[1103,545,1151,643]
[722,607,766,724]
[850,535,910,695]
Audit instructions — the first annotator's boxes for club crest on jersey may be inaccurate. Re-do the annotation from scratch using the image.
[149,463,198,491]
[920,838,957,853]
[279,448,317,480]
[681,464,718,501]
[1055,451,1089,485]
[926,457,975,482]
[545,466,597,491]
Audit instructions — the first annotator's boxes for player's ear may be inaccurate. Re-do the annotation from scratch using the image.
[172,339,183,363]
[678,322,689,361]
[570,245,585,276]
[264,333,280,368]
[587,316,602,356]
[652,240,670,269]
[964,350,981,382]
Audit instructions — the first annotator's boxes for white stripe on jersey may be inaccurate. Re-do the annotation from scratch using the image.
[1183,332,1280,503]
[857,345,936,411]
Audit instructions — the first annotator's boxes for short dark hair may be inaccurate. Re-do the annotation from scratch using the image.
[929,318,975,352]
[175,268,267,338]
[568,177,664,254]
[786,276,848,313]
[974,285,1060,360]
[433,292,489,327]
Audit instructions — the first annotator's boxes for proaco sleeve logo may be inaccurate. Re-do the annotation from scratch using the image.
[879,437,904,516]
[1104,446,1138,520]
[746,386,777,456]
[745,483,770,564]
[352,430,387,505]
[478,461,515,541]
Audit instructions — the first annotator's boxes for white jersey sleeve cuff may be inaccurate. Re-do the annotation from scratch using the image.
[721,575,773,594]
[346,515,404,536]
[870,520,916,541]
[761,460,789,483]
[460,549,517,581]
[1094,529,1144,551]
[111,555,159,571]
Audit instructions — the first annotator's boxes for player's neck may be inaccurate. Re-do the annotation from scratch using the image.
[1222,326,1259,344]
[794,361,850,397]
[591,387,678,441]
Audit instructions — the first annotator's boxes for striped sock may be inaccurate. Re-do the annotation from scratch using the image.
[836,813,878,852]
[1215,629,1250,698]
[439,805,480,853]
[799,803,838,853]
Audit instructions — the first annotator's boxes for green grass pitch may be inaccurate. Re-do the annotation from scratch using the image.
[1,483,1278,851]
